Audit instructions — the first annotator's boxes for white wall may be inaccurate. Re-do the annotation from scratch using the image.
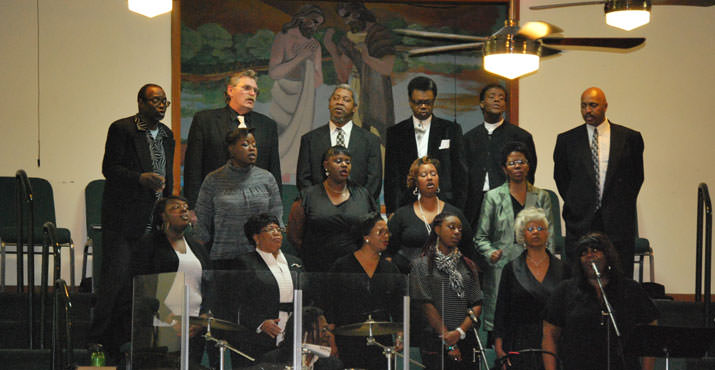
[1,0,713,293]
[0,0,171,286]
[520,1,715,293]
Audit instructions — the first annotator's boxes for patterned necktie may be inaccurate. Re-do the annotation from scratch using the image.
[336,127,345,147]
[591,127,601,208]
[237,115,247,128]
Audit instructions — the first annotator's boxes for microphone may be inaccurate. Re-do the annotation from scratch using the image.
[590,261,602,278]
[467,309,480,328]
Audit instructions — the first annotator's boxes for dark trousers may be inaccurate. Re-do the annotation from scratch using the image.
[88,229,136,362]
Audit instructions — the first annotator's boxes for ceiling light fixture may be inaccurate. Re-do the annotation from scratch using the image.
[605,0,651,31]
[128,0,172,18]
[483,20,541,80]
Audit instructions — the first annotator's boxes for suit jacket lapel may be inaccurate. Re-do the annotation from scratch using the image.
[403,122,418,159]
[578,124,599,184]
[132,130,154,173]
[603,122,624,194]
[221,107,237,133]
[427,118,443,155]
[348,126,362,150]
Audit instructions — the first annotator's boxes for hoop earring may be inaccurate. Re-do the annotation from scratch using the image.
[324,169,330,177]
[413,187,419,196]
[436,187,441,194]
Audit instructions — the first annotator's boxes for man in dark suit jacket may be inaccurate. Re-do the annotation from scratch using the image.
[385,76,467,215]
[183,69,282,209]
[297,84,382,200]
[554,87,644,277]
[463,84,537,229]
[89,84,175,362]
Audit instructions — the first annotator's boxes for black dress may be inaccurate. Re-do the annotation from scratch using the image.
[387,202,473,274]
[493,251,565,370]
[543,276,659,370]
[326,254,404,370]
[300,183,377,272]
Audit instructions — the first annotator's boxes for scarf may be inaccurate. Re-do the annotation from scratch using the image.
[434,246,465,298]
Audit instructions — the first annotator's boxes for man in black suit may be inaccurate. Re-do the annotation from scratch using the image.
[463,84,537,229]
[296,84,382,200]
[183,69,282,210]
[384,76,467,214]
[89,84,174,362]
[554,87,644,277]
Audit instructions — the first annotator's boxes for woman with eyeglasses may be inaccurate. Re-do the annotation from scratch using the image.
[411,212,483,370]
[132,195,210,368]
[387,156,473,274]
[492,208,565,370]
[474,141,554,343]
[194,127,282,268]
[542,233,657,370]
[326,212,404,370]
[288,145,378,272]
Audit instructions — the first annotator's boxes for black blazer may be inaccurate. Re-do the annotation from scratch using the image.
[101,116,174,239]
[553,122,644,242]
[384,116,467,214]
[183,106,282,207]
[296,123,382,200]
[463,121,536,228]
[232,251,304,350]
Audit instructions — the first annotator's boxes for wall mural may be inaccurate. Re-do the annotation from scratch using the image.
[178,0,509,185]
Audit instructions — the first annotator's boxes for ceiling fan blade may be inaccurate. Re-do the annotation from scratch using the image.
[518,21,564,39]
[394,28,489,42]
[530,1,606,10]
[542,37,645,49]
[541,46,563,57]
[651,0,713,5]
[407,42,484,56]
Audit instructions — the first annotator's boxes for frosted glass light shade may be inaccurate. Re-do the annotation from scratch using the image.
[128,0,172,18]
[605,10,650,31]
[484,53,540,80]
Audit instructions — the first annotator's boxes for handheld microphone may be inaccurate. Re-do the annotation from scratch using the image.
[467,309,480,328]
[590,261,602,278]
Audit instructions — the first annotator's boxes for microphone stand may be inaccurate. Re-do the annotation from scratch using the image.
[467,310,490,370]
[591,262,620,370]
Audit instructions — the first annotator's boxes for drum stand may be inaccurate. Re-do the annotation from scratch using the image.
[365,336,425,370]
[202,317,255,370]
[470,326,490,370]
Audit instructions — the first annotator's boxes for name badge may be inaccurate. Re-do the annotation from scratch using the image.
[439,139,450,149]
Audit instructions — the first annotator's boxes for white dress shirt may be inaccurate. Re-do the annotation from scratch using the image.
[329,120,354,148]
[256,248,294,346]
[412,115,432,158]
[587,118,610,200]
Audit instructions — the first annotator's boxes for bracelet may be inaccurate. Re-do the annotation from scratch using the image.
[446,345,455,351]
[455,327,466,340]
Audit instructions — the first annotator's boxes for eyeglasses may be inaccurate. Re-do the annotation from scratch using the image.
[446,224,463,232]
[410,99,435,107]
[144,97,171,107]
[526,226,545,232]
[261,226,286,234]
[506,159,527,167]
[239,84,260,95]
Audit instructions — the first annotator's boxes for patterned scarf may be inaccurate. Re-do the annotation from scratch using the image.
[434,245,465,298]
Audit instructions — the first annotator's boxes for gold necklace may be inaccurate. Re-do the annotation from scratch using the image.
[527,253,548,267]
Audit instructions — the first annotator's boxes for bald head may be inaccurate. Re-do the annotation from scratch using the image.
[580,87,608,126]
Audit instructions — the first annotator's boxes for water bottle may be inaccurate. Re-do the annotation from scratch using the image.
[89,343,106,367]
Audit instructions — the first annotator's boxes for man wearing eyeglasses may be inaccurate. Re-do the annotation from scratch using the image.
[184,69,282,212]
[463,84,537,230]
[384,76,468,215]
[89,83,175,363]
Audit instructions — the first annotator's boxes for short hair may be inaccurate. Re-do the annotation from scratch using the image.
[479,83,508,102]
[573,232,623,280]
[244,213,281,247]
[151,195,188,232]
[321,145,352,179]
[514,207,550,245]
[407,76,437,98]
[406,156,440,190]
[225,127,256,149]
[331,84,358,106]
[225,69,258,103]
[500,141,531,167]
[356,212,385,245]
[138,83,162,102]
[282,4,325,33]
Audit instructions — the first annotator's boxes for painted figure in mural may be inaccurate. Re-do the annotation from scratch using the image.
[323,1,395,140]
[268,4,325,179]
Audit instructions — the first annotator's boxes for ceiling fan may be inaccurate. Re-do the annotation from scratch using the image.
[531,0,714,31]
[394,0,646,79]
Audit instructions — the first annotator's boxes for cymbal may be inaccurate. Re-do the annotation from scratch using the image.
[334,319,402,336]
[181,316,244,331]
